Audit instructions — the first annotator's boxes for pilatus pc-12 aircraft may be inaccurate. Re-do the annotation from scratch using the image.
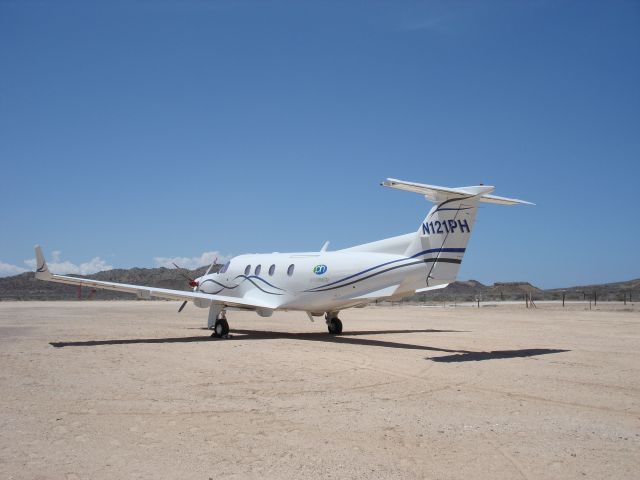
[35,179,532,337]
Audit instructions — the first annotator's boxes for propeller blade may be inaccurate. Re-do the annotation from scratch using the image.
[204,256,218,277]
[178,300,187,313]
[172,262,199,287]
[172,262,195,282]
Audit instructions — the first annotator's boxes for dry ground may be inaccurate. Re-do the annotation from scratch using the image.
[0,301,638,479]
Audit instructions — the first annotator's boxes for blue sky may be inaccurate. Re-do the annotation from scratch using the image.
[1,0,638,288]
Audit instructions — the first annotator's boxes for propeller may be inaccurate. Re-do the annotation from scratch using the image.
[172,262,199,288]
[172,262,198,313]
[173,256,218,313]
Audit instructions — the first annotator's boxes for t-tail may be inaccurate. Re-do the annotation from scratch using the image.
[382,178,533,287]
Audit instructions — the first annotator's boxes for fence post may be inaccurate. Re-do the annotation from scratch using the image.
[562,291,565,307]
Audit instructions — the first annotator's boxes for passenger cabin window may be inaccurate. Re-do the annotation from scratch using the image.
[219,261,230,274]
[255,265,261,276]
[244,265,251,276]
[287,264,295,276]
[268,264,275,276]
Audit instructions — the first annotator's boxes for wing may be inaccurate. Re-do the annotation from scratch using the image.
[33,246,276,310]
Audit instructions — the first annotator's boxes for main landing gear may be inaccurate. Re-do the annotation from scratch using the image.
[212,317,229,338]
[208,306,230,338]
[325,313,343,335]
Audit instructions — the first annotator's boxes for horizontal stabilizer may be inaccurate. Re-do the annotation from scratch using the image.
[415,283,449,294]
[382,178,533,205]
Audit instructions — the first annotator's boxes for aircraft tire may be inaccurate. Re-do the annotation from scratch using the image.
[213,318,230,338]
[327,318,343,335]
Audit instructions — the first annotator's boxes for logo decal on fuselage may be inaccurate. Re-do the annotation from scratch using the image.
[313,264,328,275]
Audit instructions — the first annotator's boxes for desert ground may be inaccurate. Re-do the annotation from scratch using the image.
[0,301,638,479]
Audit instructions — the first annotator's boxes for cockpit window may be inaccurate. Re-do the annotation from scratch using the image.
[219,261,230,274]
[244,265,251,276]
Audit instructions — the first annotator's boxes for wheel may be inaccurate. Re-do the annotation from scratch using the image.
[213,318,229,338]
[327,317,342,335]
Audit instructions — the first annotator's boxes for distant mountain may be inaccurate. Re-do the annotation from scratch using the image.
[412,280,539,302]
[416,278,638,302]
[545,278,640,295]
[0,266,637,303]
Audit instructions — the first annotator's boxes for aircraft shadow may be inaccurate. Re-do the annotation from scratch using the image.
[429,348,570,363]
[50,336,211,347]
[49,328,465,353]
[50,330,569,362]
[229,329,468,354]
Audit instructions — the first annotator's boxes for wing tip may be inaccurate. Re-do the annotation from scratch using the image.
[34,245,52,279]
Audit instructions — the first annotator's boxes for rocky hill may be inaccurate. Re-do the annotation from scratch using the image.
[545,278,640,299]
[413,280,538,302]
[415,278,638,303]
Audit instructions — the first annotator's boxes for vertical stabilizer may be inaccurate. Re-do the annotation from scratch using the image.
[406,195,482,285]
[382,179,531,286]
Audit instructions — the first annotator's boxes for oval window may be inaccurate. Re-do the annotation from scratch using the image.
[268,264,275,276]
[255,265,261,276]
[287,264,295,276]
[244,265,251,276]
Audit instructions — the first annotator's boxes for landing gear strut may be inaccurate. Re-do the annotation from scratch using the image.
[325,313,343,335]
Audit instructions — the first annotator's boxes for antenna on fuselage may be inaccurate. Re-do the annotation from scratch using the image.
[203,256,218,276]
[320,241,330,252]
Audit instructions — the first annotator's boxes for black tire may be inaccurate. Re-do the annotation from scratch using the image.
[213,318,230,338]
[327,317,343,335]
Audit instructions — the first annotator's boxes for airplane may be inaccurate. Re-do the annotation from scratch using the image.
[34,178,532,337]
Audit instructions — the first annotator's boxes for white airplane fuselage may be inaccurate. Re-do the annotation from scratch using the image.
[194,248,429,314]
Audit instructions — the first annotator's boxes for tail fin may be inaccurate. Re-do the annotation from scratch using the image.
[382,179,532,286]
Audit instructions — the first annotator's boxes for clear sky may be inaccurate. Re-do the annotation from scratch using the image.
[1,1,638,288]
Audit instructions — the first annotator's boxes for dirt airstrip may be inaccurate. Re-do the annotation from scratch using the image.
[0,301,638,479]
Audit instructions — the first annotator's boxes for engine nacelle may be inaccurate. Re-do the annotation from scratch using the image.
[193,297,212,309]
